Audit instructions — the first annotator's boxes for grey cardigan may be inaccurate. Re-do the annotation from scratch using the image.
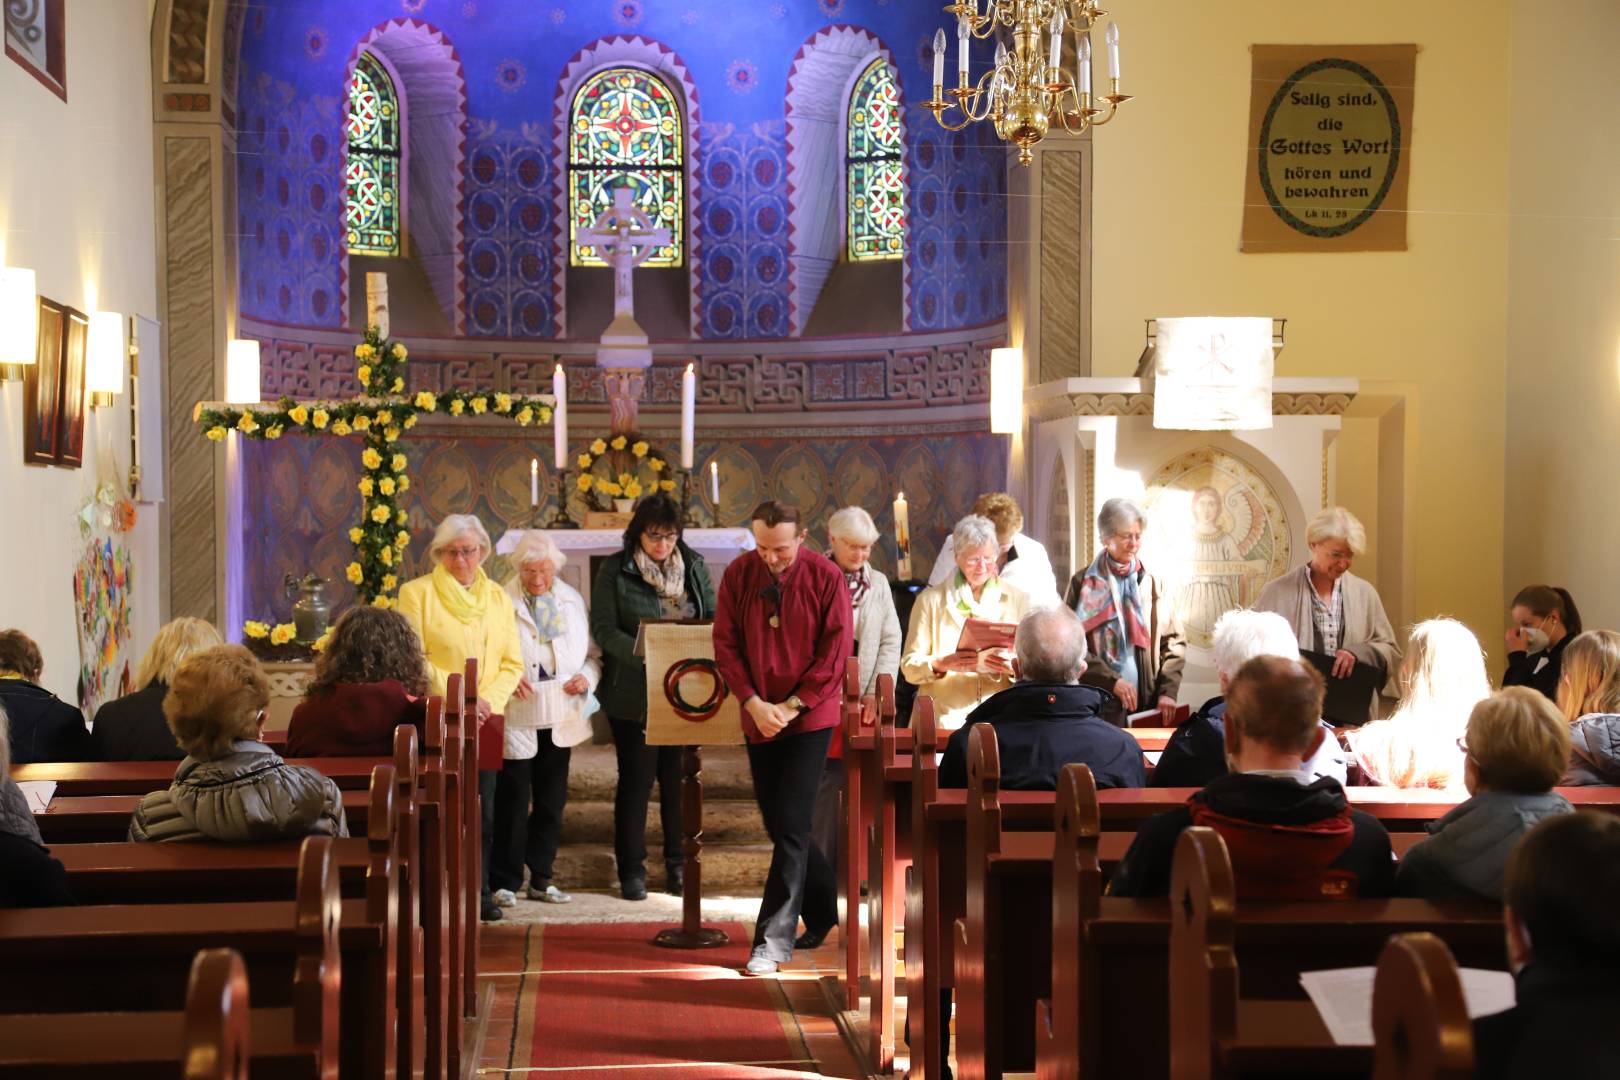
[129,740,348,843]
[1393,790,1571,901]
[853,567,903,699]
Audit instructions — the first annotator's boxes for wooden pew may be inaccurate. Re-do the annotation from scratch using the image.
[14,755,390,795]
[0,839,342,1077]
[1371,934,1475,1080]
[33,787,375,844]
[420,694,455,1080]
[864,672,904,1073]
[903,696,951,1080]
[461,656,484,1020]
[0,947,253,1078]
[840,657,870,1011]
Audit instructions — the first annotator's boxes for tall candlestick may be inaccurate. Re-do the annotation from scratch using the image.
[680,362,696,469]
[530,457,539,507]
[1047,11,1065,75]
[1078,33,1092,96]
[932,28,946,89]
[1105,21,1120,80]
[710,460,720,505]
[552,363,567,470]
[893,491,912,581]
[957,18,970,82]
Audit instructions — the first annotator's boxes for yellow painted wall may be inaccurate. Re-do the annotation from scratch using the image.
[1087,2,1511,666]
[1504,3,1620,636]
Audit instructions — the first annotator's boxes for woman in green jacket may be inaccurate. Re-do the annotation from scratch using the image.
[590,494,716,900]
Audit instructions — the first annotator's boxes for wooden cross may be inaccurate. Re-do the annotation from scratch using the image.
[192,274,557,608]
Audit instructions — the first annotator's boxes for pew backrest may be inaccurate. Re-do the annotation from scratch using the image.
[1372,933,1475,1080]
[183,948,251,1080]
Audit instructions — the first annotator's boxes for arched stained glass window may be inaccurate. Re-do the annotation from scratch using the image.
[345,52,401,256]
[569,67,684,268]
[846,58,905,262]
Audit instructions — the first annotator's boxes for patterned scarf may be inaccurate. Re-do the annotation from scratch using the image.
[528,588,566,643]
[431,563,500,624]
[1073,550,1151,676]
[845,566,871,609]
[633,546,688,603]
[949,569,1003,620]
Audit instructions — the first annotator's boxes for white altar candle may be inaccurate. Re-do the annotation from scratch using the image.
[1105,21,1120,80]
[932,28,946,89]
[710,460,720,505]
[552,363,567,470]
[893,491,912,581]
[530,458,539,507]
[681,363,696,469]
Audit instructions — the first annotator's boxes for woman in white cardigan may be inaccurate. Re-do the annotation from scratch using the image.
[490,531,602,906]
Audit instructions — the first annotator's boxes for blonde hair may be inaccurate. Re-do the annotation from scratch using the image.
[1306,506,1367,556]
[1557,630,1620,722]
[162,645,270,760]
[971,493,1024,542]
[135,617,224,689]
[1466,688,1571,794]
[427,514,492,563]
[509,530,568,571]
[1350,618,1491,789]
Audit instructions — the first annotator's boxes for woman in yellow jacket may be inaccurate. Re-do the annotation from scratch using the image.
[397,513,525,922]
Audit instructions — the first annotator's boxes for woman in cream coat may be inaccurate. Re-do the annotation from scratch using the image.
[901,514,1030,730]
[490,531,601,906]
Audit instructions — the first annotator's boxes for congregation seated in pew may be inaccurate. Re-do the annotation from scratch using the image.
[88,617,223,762]
[1348,616,1490,789]
[0,629,89,765]
[939,607,1144,790]
[0,703,73,908]
[285,606,428,757]
[1556,628,1620,784]
[130,644,349,843]
[1394,686,1572,901]
[1473,810,1620,1080]
[1151,609,1348,788]
[1109,654,1395,898]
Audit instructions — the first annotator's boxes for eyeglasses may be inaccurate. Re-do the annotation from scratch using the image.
[1455,737,1470,756]
[960,555,999,569]
[442,546,482,560]
[644,531,679,544]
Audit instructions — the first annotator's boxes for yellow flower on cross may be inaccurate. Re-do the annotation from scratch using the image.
[354,343,376,360]
[206,426,226,441]
[391,454,407,472]
[397,475,410,492]
[471,397,488,414]
[331,419,352,436]
[356,364,372,385]
[380,545,394,566]
[311,408,329,429]
[236,414,259,434]
[494,393,513,413]
[382,573,398,591]
[345,562,364,584]
[370,504,391,524]
[395,530,410,548]
[362,448,383,470]
[242,620,270,639]
[516,406,533,425]
[352,415,371,431]
[396,509,407,525]
[379,477,396,496]
[403,414,418,429]
[414,392,437,411]
[372,595,393,609]
[264,425,284,440]
[375,410,393,426]
[288,405,309,426]
[349,527,363,544]
[384,427,401,442]
[358,477,374,497]
[392,377,404,393]
[449,399,465,416]
[391,343,407,360]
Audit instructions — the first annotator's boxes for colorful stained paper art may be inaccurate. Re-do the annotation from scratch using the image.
[847,57,905,261]
[569,67,684,267]
[74,537,133,717]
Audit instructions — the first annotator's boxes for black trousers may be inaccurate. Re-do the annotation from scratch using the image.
[609,714,683,883]
[490,730,572,892]
[747,726,838,962]
[478,769,498,902]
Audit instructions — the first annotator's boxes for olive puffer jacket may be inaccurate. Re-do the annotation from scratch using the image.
[128,740,348,843]
[590,542,716,722]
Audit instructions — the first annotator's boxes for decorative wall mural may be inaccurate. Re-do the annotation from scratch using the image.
[1142,446,1291,650]
[74,537,133,717]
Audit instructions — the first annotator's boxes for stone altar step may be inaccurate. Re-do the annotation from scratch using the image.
[563,740,759,801]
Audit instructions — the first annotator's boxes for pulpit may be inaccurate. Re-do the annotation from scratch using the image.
[1024,376,1391,706]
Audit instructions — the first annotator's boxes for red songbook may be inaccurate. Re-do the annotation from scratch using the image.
[955,617,1017,653]
[477,713,506,772]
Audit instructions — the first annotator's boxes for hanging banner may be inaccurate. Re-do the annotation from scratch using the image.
[1241,44,1417,253]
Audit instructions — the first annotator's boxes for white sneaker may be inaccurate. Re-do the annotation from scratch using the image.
[492,888,519,908]
[526,883,572,904]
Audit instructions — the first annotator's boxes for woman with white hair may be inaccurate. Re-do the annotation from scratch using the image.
[90,616,223,761]
[1065,498,1186,724]
[1349,618,1490,789]
[397,513,524,922]
[490,530,602,907]
[1254,505,1397,724]
[900,514,1031,729]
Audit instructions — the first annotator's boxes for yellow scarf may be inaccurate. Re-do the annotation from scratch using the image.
[432,563,499,624]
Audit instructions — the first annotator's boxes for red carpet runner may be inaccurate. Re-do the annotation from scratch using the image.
[506,923,818,1077]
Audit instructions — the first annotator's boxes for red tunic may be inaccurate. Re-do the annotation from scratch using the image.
[713,547,854,743]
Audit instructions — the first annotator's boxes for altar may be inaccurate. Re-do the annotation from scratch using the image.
[495,527,756,615]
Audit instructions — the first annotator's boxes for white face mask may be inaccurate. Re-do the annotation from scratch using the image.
[1522,625,1551,654]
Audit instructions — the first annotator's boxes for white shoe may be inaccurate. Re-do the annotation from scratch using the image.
[527,883,572,904]
[492,888,518,908]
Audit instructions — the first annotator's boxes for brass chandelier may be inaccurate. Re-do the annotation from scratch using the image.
[926,0,1132,165]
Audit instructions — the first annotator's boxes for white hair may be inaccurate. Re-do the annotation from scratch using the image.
[952,514,1000,559]
[1097,497,1146,541]
[428,514,493,563]
[1211,609,1300,680]
[509,530,568,571]
[827,506,880,545]
[1015,608,1088,684]
[1350,617,1490,788]
[1306,506,1367,556]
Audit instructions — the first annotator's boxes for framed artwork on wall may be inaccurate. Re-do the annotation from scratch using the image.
[22,297,88,468]
[57,307,88,467]
[4,0,68,102]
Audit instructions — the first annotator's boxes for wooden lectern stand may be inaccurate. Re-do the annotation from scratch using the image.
[654,745,729,949]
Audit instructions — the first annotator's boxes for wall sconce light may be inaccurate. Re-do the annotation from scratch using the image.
[0,267,38,382]
[989,346,1025,434]
[86,310,125,408]
[226,338,261,404]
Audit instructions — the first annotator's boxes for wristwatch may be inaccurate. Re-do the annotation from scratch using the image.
[784,695,806,715]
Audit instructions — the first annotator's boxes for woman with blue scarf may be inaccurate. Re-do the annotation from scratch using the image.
[1066,498,1186,724]
[493,530,601,908]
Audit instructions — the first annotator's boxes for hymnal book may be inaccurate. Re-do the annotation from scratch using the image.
[1300,648,1385,727]
[18,780,54,814]
[955,618,1017,654]
[1299,965,1514,1046]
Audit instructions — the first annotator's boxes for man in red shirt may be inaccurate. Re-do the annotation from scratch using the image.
[714,501,854,975]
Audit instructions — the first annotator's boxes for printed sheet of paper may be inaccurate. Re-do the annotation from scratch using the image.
[1300,966,1516,1046]
[644,621,744,746]
[18,780,56,814]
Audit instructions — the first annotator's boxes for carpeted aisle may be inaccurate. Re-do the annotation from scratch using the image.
[498,922,819,1077]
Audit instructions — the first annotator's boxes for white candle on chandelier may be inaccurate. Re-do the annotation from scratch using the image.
[530,458,539,507]
[1078,33,1092,95]
[957,17,971,82]
[552,362,568,470]
[932,28,946,88]
[680,363,695,469]
[1106,22,1120,80]
[1048,10,1065,75]
[710,459,720,505]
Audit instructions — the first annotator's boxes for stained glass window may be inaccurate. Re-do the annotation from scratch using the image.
[568,67,684,268]
[345,53,401,256]
[846,58,906,262]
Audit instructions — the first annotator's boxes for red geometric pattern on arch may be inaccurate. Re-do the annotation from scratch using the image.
[337,18,470,333]
[552,35,703,339]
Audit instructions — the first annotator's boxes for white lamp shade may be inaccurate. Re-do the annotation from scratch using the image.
[86,311,125,394]
[226,338,262,404]
[989,346,1025,434]
[0,267,38,367]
